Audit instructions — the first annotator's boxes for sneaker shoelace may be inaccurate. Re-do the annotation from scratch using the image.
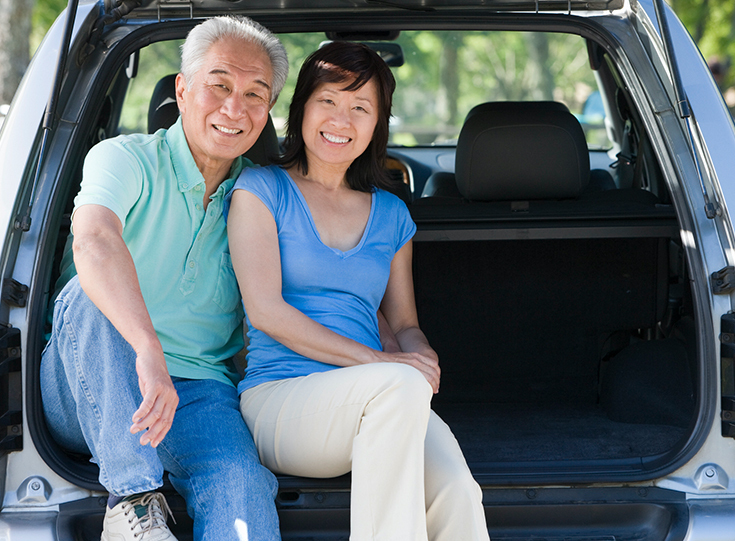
[123,492,176,536]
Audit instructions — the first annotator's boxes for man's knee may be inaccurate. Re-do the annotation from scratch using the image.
[227,457,278,500]
[178,448,278,505]
[163,382,278,500]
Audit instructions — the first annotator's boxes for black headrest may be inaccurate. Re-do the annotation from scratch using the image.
[146,74,280,166]
[148,74,180,134]
[455,101,590,201]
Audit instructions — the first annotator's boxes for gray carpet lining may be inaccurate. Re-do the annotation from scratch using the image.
[433,402,687,463]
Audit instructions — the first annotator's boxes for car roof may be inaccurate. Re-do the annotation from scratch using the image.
[124,0,625,19]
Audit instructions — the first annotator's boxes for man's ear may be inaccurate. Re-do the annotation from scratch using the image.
[269,97,277,112]
[175,73,187,114]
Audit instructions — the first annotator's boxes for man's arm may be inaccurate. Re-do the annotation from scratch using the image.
[72,204,178,447]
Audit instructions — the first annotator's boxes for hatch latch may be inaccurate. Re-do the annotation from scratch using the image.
[0,325,22,451]
[711,267,735,295]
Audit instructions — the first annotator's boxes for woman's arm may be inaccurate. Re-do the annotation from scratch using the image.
[227,189,440,391]
[377,310,401,353]
[379,240,441,391]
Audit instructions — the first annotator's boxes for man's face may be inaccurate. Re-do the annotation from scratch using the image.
[176,37,274,173]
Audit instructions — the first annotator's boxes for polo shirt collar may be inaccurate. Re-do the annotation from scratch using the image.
[166,117,244,194]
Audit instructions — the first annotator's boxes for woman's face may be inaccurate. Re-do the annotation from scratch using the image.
[301,77,380,173]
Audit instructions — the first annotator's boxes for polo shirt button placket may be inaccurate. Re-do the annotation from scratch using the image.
[193,184,205,213]
[179,258,197,295]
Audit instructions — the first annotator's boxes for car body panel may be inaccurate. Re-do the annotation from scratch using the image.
[2,0,735,538]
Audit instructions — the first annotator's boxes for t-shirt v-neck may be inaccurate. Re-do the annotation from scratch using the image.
[225,164,416,394]
[286,172,376,259]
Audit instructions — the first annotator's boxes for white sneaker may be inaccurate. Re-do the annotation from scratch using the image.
[101,492,178,541]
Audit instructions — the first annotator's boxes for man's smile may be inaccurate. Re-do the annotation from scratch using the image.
[214,124,243,135]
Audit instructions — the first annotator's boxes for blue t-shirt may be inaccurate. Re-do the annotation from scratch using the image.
[225,165,416,394]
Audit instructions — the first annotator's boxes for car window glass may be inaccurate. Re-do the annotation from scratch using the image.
[116,31,612,150]
[118,40,183,134]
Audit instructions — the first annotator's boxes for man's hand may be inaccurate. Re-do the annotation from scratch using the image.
[130,349,179,447]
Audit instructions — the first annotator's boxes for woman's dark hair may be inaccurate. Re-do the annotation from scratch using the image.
[276,41,396,192]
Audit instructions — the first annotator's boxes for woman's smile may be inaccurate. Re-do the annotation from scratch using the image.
[321,131,351,144]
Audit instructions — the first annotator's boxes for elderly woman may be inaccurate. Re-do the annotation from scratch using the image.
[226,41,489,541]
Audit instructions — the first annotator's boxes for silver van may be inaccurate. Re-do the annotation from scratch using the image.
[2,0,735,538]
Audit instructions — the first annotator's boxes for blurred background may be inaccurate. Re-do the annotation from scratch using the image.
[1,0,733,130]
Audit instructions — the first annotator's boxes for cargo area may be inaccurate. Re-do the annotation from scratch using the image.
[401,99,697,478]
[417,235,693,469]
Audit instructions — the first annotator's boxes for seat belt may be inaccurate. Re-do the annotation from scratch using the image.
[612,119,636,189]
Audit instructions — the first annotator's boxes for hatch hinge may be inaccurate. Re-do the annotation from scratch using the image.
[79,0,142,64]
[1,279,28,308]
[13,213,32,233]
[711,267,735,295]
[157,0,193,21]
[0,325,22,451]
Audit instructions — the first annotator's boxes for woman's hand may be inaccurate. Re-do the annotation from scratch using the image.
[374,348,441,393]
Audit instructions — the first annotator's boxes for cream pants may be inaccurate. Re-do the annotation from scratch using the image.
[240,363,490,541]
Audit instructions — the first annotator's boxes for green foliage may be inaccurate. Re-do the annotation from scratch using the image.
[276,31,602,146]
[23,0,730,148]
[389,31,602,146]
[670,0,735,87]
[34,19,604,147]
[270,33,326,127]
[31,0,65,54]
[119,40,183,134]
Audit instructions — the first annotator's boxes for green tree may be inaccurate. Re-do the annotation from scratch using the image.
[0,0,35,104]
[670,0,735,87]
[31,0,64,53]
[270,33,325,123]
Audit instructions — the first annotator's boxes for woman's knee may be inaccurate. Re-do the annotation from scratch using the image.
[369,362,433,400]
[359,363,433,427]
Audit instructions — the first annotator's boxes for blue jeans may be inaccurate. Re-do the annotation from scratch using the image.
[40,277,280,541]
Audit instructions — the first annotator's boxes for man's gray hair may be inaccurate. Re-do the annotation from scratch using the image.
[181,16,288,104]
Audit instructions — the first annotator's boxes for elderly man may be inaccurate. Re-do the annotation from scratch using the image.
[40,16,288,541]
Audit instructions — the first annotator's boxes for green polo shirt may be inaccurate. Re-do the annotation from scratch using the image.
[72,117,248,386]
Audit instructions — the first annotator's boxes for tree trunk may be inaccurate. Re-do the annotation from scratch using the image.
[0,0,35,105]
[440,34,460,127]
[694,0,709,43]
[527,33,554,101]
